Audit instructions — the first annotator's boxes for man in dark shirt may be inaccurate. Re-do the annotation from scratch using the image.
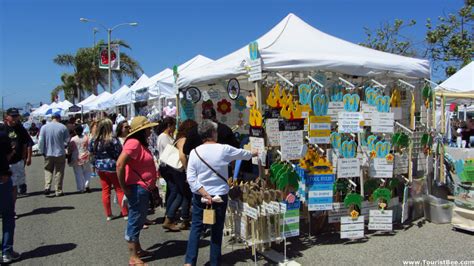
[28,123,39,137]
[1,108,32,200]
[183,108,239,155]
[0,127,21,263]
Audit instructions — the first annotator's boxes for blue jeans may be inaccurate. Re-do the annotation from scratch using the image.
[161,166,178,217]
[185,194,228,266]
[0,178,15,255]
[125,185,149,243]
[173,170,191,220]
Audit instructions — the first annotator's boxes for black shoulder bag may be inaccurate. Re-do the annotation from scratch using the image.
[129,166,163,208]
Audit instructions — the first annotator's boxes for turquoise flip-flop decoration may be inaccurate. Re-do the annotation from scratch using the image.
[330,84,344,102]
[366,87,379,106]
[343,94,360,112]
[375,141,391,158]
[330,132,342,151]
[312,94,329,116]
[298,83,312,105]
[342,140,357,158]
[368,135,378,152]
[375,95,391,113]
[249,41,259,60]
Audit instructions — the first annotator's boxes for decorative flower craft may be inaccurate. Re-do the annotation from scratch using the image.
[217,99,231,115]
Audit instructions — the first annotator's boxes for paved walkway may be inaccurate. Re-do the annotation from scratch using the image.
[5,157,473,265]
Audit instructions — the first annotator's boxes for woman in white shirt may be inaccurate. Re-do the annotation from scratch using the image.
[156,117,180,231]
[184,120,256,266]
[68,124,92,193]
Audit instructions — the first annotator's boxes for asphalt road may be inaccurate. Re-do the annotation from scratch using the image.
[4,157,473,265]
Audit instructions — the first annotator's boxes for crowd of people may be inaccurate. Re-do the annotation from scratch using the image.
[0,107,257,265]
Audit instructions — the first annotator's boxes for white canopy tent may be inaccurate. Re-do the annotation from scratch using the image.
[152,55,214,98]
[83,92,113,112]
[31,104,50,117]
[145,68,173,98]
[98,85,130,109]
[57,100,73,110]
[67,94,97,115]
[178,13,430,88]
[435,62,474,94]
[130,74,150,102]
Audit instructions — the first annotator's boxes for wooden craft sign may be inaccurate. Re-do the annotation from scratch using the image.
[368,210,393,231]
[337,158,360,178]
[328,102,344,122]
[249,137,266,166]
[306,174,335,211]
[248,58,262,82]
[265,118,280,146]
[338,112,364,133]
[279,120,304,161]
[371,112,394,133]
[309,116,331,144]
[281,199,300,238]
[361,103,377,126]
[244,203,259,220]
[340,216,365,239]
[369,158,394,178]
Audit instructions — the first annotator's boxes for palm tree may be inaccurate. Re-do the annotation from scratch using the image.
[53,39,143,99]
[51,73,79,103]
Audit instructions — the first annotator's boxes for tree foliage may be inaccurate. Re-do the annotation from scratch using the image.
[360,19,418,57]
[360,1,473,78]
[425,0,473,76]
[53,40,143,101]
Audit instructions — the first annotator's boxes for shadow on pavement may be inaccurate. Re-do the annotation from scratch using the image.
[20,243,77,260]
[144,240,210,261]
[18,206,75,218]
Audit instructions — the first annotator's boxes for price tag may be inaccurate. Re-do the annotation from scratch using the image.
[244,203,258,220]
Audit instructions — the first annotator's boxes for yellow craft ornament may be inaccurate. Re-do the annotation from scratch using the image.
[390,88,401,107]
[350,210,360,219]
[266,83,282,108]
[249,105,263,127]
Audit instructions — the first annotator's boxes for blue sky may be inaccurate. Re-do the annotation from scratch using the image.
[0,0,464,109]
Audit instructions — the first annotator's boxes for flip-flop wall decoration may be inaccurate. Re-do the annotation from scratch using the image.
[298,83,312,106]
[330,132,342,151]
[341,140,357,158]
[375,141,391,158]
[330,84,344,102]
[343,94,360,112]
[375,95,391,112]
[312,94,329,116]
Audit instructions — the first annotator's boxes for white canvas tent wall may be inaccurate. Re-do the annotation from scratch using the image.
[58,100,73,110]
[145,69,173,99]
[68,94,97,115]
[98,85,130,110]
[83,92,113,112]
[153,55,214,98]
[178,13,430,88]
[130,74,150,102]
[31,104,50,117]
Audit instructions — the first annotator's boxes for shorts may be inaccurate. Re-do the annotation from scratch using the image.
[10,161,26,187]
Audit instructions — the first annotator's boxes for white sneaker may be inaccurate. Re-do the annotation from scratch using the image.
[123,216,128,221]
[106,216,113,221]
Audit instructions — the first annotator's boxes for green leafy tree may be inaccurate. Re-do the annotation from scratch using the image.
[51,73,79,102]
[53,40,143,100]
[425,0,473,76]
[360,19,418,57]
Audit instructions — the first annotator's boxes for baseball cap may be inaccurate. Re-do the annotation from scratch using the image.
[51,112,61,119]
[6,108,20,116]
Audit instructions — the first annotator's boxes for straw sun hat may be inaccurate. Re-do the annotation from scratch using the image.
[126,116,159,139]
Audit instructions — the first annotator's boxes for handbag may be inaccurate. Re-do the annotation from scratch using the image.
[160,142,183,170]
[129,166,163,208]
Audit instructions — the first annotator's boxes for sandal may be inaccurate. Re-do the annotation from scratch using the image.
[144,219,157,225]
[129,258,148,266]
[137,250,153,258]
[142,224,149,229]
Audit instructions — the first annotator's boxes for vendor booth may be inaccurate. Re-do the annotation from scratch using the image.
[163,13,437,262]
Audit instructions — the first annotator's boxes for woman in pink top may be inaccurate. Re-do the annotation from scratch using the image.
[117,116,161,266]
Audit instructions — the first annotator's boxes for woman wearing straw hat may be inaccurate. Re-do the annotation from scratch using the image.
[116,116,161,265]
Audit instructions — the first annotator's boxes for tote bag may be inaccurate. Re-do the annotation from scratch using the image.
[160,143,183,170]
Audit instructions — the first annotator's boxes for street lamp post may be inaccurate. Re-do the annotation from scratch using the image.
[80,18,138,93]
